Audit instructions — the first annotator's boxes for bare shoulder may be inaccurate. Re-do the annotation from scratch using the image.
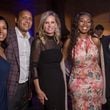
[91,37,100,48]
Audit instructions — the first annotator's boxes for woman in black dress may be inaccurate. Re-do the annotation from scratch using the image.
[0,16,10,110]
[31,11,67,110]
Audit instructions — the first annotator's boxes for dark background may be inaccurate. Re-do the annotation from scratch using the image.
[0,0,110,37]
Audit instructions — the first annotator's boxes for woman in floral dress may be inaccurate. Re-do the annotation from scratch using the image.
[63,12,103,110]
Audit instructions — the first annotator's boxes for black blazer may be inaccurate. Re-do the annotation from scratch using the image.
[101,36,110,97]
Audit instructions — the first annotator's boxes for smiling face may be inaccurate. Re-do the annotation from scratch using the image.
[0,20,8,43]
[16,10,32,35]
[78,15,92,35]
[43,15,57,36]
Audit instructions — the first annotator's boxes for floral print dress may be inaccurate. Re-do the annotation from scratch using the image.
[69,36,103,110]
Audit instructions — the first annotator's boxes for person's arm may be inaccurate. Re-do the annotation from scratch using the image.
[61,38,73,82]
[30,38,48,104]
[92,37,101,65]
[62,38,71,61]
[33,79,48,104]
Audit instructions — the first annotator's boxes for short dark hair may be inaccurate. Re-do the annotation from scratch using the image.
[95,24,104,31]
[16,9,32,20]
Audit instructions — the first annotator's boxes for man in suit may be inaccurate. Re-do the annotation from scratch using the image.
[101,35,110,110]
[6,10,33,110]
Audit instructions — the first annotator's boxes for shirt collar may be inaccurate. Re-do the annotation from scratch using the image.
[15,27,31,39]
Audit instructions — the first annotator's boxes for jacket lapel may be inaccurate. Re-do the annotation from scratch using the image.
[11,30,20,66]
[10,29,34,67]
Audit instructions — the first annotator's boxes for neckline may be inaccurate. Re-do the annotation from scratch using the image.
[0,55,7,61]
[46,36,54,40]
[78,36,90,41]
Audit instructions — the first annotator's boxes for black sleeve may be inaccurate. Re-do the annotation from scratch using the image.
[30,38,41,79]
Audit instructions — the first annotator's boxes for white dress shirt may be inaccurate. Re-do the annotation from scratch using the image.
[15,27,31,83]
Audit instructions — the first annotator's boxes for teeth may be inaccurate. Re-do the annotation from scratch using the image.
[48,29,52,31]
[83,27,87,29]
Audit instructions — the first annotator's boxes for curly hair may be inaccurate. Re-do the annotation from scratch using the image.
[67,12,94,66]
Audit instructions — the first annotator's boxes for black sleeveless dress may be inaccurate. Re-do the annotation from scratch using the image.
[31,37,65,110]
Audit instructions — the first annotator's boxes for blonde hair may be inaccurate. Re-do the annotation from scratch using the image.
[38,10,61,44]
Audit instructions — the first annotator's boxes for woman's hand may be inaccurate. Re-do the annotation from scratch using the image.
[33,79,48,104]
[37,89,48,105]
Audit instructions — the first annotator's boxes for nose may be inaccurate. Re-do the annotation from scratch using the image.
[48,23,52,27]
[25,18,29,23]
[83,21,88,26]
[0,28,6,35]
[25,17,32,23]
[0,28,3,33]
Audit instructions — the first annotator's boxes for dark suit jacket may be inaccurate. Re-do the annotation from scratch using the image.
[101,36,110,98]
[6,28,34,98]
